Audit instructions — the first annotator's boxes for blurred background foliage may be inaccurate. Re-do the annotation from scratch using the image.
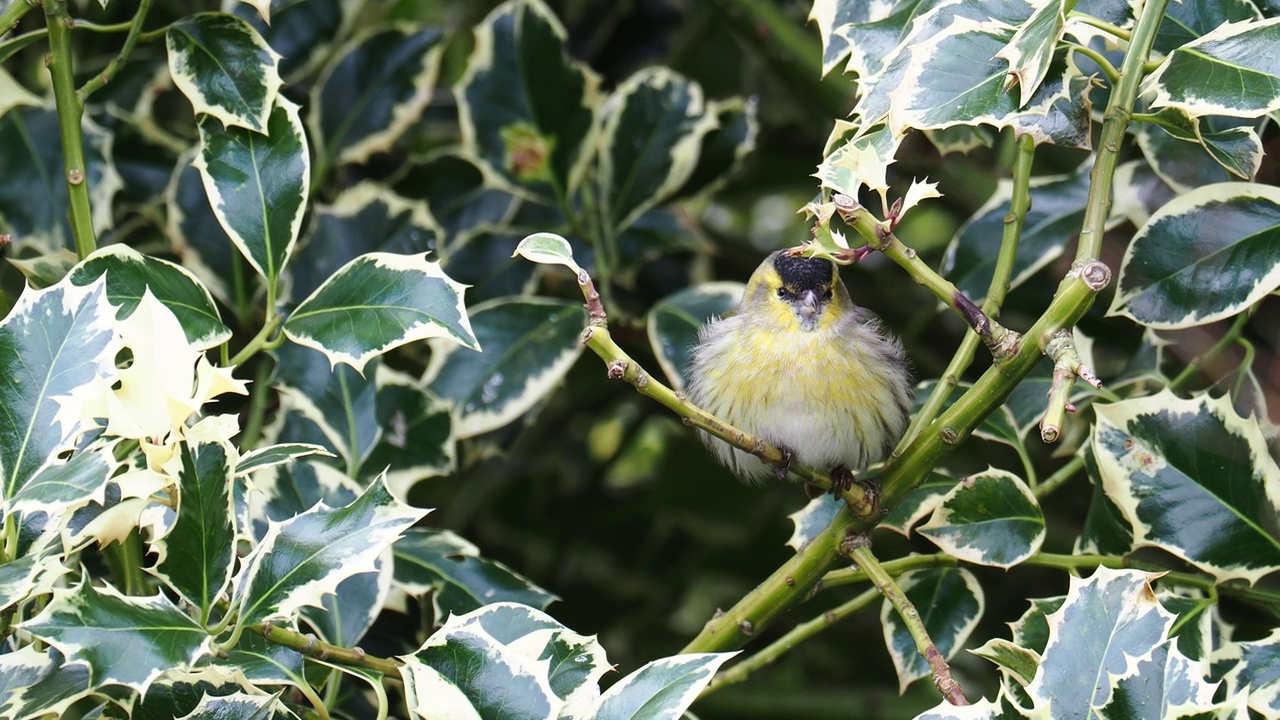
[4,0,1279,716]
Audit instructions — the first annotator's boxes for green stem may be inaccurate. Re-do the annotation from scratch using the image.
[903,133,1036,446]
[849,544,968,705]
[77,0,152,100]
[1067,12,1132,41]
[1033,455,1085,498]
[683,0,1171,654]
[1066,43,1120,84]
[102,531,148,595]
[1168,310,1252,391]
[701,587,880,697]
[239,357,275,449]
[0,0,34,36]
[44,0,97,259]
[227,313,283,368]
[256,622,401,675]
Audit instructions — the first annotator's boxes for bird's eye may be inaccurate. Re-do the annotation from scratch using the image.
[776,287,787,298]
[821,289,833,302]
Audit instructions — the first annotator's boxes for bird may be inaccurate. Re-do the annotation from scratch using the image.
[686,249,912,491]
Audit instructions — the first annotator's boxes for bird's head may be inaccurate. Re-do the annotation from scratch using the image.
[744,251,849,332]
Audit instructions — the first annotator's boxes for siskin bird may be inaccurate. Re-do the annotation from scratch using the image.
[687,250,912,489]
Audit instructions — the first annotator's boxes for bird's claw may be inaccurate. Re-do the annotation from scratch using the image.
[830,466,855,495]
[774,447,795,483]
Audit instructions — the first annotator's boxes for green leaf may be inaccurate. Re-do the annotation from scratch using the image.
[425,297,587,438]
[194,97,309,288]
[166,12,282,132]
[671,96,758,201]
[291,182,440,301]
[235,443,335,476]
[70,244,231,349]
[180,692,289,719]
[882,567,983,693]
[152,442,236,623]
[513,231,582,274]
[917,469,1045,568]
[647,282,744,392]
[945,160,1091,302]
[312,25,444,168]
[970,637,1039,687]
[9,442,114,517]
[363,371,456,492]
[1137,110,1262,184]
[1108,182,1280,329]
[598,67,718,234]
[7,249,78,289]
[0,646,91,720]
[1,281,116,503]
[878,473,956,537]
[1099,641,1234,719]
[1024,568,1175,716]
[1092,392,1280,584]
[588,652,737,720]
[393,528,556,617]
[399,602,611,719]
[217,631,304,687]
[232,474,427,628]
[0,107,120,253]
[273,343,379,473]
[20,583,212,694]
[1153,0,1261,54]
[392,152,518,243]
[995,0,1067,107]
[167,153,243,307]
[1146,17,1280,120]
[456,0,601,201]
[285,252,478,373]
[300,569,388,648]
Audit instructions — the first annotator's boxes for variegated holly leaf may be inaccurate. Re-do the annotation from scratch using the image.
[995,0,1067,107]
[879,472,956,537]
[151,442,236,624]
[301,565,389,648]
[824,0,916,78]
[245,460,361,543]
[70,244,231,349]
[235,443,334,476]
[1024,568,1175,716]
[512,231,582,274]
[393,528,555,618]
[588,652,736,720]
[7,249,78,289]
[9,442,114,518]
[915,692,1028,720]
[291,182,440,301]
[0,532,67,613]
[1145,17,1280,120]
[285,252,477,373]
[944,159,1091,302]
[1153,0,1260,54]
[1,280,116,504]
[443,230,540,305]
[918,469,1045,568]
[1137,109,1262,184]
[1092,392,1280,584]
[598,68,717,234]
[647,282,744,392]
[20,582,213,694]
[234,0,342,79]
[398,603,612,719]
[786,495,842,551]
[179,691,291,719]
[882,567,983,693]
[167,153,243,308]
[456,0,601,202]
[166,12,282,133]
[362,370,455,493]
[393,153,519,244]
[0,107,120,253]
[671,96,758,201]
[231,474,426,629]
[270,343,379,470]
[194,97,309,288]
[971,637,1039,688]
[425,297,586,438]
[1076,447,1135,556]
[1100,641,1237,718]
[1109,182,1280,329]
[0,646,92,720]
[1111,158,1177,228]
[312,26,443,170]
[1221,629,1280,716]
[214,631,304,687]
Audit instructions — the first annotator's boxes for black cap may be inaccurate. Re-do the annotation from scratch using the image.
[773,253,834,292]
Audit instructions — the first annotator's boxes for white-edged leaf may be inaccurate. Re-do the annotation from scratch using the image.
[647,281,744,392]
[588,652,737,720]
[1145,17,1280,120]
[166,12,282,132]
[392,528,556,618]
[918,468,1045,568]
[513,232,582,274]
[882,567,984,693]
[284,252,479,373]
[235,443,335,476]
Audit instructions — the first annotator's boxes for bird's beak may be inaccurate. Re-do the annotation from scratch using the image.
[799,289,820,319]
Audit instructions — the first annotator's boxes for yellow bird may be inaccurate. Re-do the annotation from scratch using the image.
[687,250,912,489]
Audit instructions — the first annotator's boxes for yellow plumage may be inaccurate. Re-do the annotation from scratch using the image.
[687,250,912,483]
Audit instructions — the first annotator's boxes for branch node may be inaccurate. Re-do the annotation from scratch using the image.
[1080,260,1112,290]
[606,359,627,380]
[938,426,959,445]
[738,620,755,637]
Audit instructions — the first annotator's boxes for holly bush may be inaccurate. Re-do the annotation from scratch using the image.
[1,0,1279,718]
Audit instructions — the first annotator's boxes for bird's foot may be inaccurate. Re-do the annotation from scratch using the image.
[830,466,855,495]
[774,446,795,483]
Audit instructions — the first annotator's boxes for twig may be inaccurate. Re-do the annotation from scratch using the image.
[256,622,401,675]
[847,542,968,705]
[1168,310,1253,391]
[78,0,152,100]
[43,0,97,259]
[1039,329,1102,443]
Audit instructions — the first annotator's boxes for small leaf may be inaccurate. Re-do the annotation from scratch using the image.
[456,0,601,201]
[1146,17,1280,120]
[1024,568,1175,715]
[7,249,78,289]
[9,443,114,517]
[178,691,288,720]
[151,442,236,623]
[1109,182,1280,329]
[300,568,389,649]
[167,152,243,307]
[882,568,983,693]
[878,473,955,537]
[1091,391,1280,584]
[0,646,92,719]
[425,297,587,438]
[313,26,444,168]
[918,469,1045,568]
[513,232,582,274]
[231,474,427,628]
[995,0,1067,107]
[1222,629,1280,716]
[70,244,231,349]
[1,281,116,503]
[787,495,842,552]
[970,637,1039,687]
[284,252,478,373]
[393,528,556,617]
[235,443,335,476]
[647,282,744,391]
[166,12,282,133]
[194,97,310,288]
[20,583,212,694]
